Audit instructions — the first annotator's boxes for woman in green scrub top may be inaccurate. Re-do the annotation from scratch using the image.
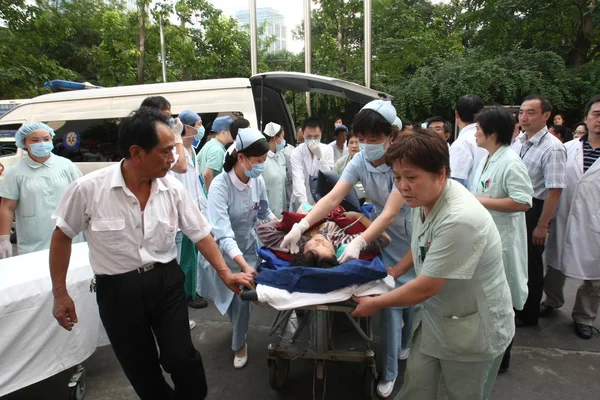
[473,106,533,373]
[352,129,514,400]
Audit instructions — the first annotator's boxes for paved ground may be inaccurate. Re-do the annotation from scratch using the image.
[3,277,600,400]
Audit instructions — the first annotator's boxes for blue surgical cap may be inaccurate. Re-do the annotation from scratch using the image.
[178,110,201,127]
[15,122,55,149]
[212,115,233,133]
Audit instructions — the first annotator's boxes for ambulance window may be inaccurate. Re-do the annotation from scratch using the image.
[0,123,21,156]
[48,119,120,162]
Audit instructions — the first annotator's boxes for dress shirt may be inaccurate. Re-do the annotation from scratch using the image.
[52,162,212,275]
[518,127,567,199]
[449,123,488,192]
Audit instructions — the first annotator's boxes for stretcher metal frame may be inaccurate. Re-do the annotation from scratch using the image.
[242,290,377,399]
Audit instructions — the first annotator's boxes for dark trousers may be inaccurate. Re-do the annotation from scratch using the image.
[96,260,207,400]
[516,198,545,325]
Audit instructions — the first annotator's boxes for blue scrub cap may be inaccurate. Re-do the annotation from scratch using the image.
[361,100,397,124]
[236,128,264,151]
[15,122,55,149]
[178,110,201,127]
[212,115,233,133]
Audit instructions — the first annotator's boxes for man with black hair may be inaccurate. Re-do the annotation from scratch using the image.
[49,106,254,400]
[427,116,451,145]
[515,94,566,327]
[449,94,486,191]
[289,117,334,210]
[329,124,349,162]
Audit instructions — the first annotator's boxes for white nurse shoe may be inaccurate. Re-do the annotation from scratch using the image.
[234,343,248,369]
[377,378,396,398]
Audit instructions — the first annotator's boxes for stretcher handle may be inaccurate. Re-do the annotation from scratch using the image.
[240,289,258,301]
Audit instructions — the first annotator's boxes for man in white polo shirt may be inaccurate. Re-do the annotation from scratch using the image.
[449,94,487,191]
[49,107,254,400]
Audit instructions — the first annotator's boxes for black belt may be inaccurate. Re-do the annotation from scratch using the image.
[96,259,175,280]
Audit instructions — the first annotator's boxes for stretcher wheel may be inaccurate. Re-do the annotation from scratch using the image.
[68,377,86,400]
[268,358,290,390]
[363,366,376,399]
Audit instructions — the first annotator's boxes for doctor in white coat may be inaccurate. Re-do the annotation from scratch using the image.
[542,94,600,340]
[289,117,334,211]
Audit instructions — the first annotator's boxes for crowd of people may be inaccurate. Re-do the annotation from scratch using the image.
[0,91,598,400]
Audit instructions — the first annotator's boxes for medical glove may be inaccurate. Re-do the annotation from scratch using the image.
[172,118,184,144]
[281,219,310,254]
[308,140,322,159]
[0,235,12,259]
[337,235,367,263]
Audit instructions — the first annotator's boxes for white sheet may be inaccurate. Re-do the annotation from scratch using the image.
[256,275,395,310]
[0,242,108,396]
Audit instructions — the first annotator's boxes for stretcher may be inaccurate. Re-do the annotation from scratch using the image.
[0,243,108,399]
[241,248,393,400]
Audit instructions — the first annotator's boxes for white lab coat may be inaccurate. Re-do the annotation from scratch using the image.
[544,138,600,279]
[289,142,334,211]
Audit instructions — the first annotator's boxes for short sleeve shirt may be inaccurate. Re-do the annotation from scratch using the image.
[197,138,225,177]
[410,180,514,362]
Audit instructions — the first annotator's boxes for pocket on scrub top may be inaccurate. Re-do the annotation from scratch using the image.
[440,311,487,356]
[90,218,126,245]
[150,220,178,252]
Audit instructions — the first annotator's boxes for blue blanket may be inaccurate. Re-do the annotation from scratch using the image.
[255,247,387,294]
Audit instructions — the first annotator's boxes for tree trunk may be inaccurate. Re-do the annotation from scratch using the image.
[337,9,346,73]
[180,16,192,81]
[137,1,146,84]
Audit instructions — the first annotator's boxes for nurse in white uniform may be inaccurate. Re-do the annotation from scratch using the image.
[198,128,276,369]
[281,100,413,398]
[261,122,288,218]
[0,122,82,258]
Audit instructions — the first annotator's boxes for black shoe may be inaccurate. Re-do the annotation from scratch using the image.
[188,296,208,309]
[515,317,537,328]
[574,323,600,340]
[539,303,556,318]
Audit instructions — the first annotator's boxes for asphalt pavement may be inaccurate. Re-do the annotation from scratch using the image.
[3,277,600,400]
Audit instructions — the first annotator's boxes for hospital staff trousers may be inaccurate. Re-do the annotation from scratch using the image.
[516,198,545,325]
[96,260,207,400]
[395,326,502,400]
[543,266,600,325]
[379,306,414,381]
[227,294,251,351]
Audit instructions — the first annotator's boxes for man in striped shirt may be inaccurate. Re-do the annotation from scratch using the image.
[541,94,600,339]
[515,95,567,327]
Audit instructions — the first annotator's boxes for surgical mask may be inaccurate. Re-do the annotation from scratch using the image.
[360,142,387,161]
[305,138,321,146]
[276,139,286,152]
[28,141,54,157]
[195,126,205,142]
[242,157,265,179]
[168,117,175,127]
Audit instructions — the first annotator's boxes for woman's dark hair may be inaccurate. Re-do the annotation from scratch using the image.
[474,106,515,146]
[140,96,171,111]
[551,125,567,141]
[346,130,357,144]
[290,251,339,269]
[352,109,392,139]
[385,128,450,176]
[118,107,169,159]
[230,118,250,141]
[223,138,270,172]
[574,121,588,133]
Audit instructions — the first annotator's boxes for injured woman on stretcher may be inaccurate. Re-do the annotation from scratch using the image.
[250,206,396,310]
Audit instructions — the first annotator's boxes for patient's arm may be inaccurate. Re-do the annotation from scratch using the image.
[257,219,311,250]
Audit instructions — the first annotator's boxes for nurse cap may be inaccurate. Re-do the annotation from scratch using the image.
[361,100,397,124]
[392,117,403,130]
[263,122,282,137]
[236,127,265,151]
